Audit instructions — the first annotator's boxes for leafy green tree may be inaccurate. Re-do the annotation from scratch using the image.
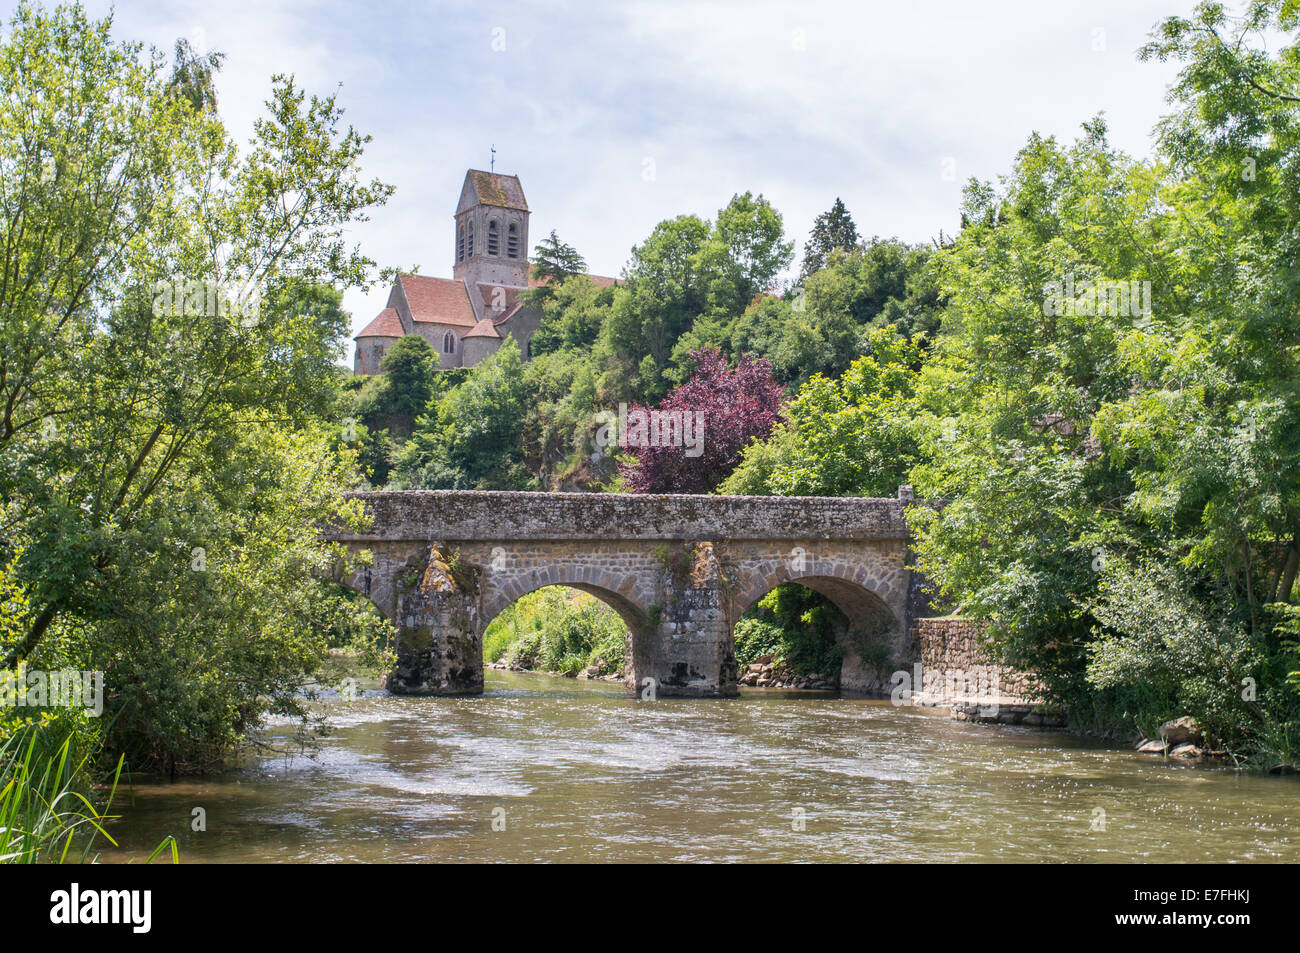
[520,348,607,490]
[527,274,616,355]
[909,85,1300,749]
[353,333,440,484]
[165,36,222,112]
[710,191,794,301]
[800,197,859,279]
[391,337,530,489]
[602,214,712,380]
[0,2,394,768]
[720,326,922,496]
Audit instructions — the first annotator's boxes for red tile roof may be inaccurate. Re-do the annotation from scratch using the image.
[495,303,525,324]
[464,317,501,339]
[354,307,404,339]
[477,283,525,317]
[398,274,477,328]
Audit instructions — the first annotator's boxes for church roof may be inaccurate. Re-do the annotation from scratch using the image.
[354,307,404,339]
[398,274,478,328]
[478,283,527,318]
[530,272,619,289]
[464,317,501,339]
[464,170,528,210]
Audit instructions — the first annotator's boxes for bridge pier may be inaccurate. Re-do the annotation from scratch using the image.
[630,541,738,698]
[385,544,483,696]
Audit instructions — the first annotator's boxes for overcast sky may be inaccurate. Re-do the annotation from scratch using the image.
[64,0,1197,363]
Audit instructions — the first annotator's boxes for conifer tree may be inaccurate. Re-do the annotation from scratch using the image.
[800,198,859,279]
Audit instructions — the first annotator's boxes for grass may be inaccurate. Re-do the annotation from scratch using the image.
[0,723,178,864]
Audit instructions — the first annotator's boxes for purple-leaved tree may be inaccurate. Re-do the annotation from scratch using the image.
[620,348,784,494]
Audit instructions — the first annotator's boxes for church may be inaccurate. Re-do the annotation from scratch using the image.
[353,169,616,374]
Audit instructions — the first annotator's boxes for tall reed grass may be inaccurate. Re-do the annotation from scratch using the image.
[0,725,177,864]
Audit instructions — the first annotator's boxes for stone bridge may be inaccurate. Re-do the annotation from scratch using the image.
[326,490,926,698]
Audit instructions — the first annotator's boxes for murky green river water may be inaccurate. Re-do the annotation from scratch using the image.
[103,670,1298,863]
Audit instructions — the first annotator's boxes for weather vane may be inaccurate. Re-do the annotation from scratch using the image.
[490,144,496,173]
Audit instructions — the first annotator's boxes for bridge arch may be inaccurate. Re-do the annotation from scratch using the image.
[729,562,907,694]
[480,561,660,692]
[484,573,651,634]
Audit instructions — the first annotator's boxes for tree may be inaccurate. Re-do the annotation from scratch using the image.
[720,326,922,497]
[602,197,792,402]
[619,348,784,494]
[391,337,530,489]
[800,197,859,279]
[166,36,223,112]
[358,334,437,422]
[0,2,394,768]
[603,214,712,379]
[711,191,794,301]
[530,229,588,284]
[527,274,615,355]
[908,95,1300,748]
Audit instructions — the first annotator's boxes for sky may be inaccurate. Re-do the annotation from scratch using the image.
[60,0,1199,364]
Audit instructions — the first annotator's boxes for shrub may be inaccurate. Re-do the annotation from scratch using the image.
[484,587,627,676]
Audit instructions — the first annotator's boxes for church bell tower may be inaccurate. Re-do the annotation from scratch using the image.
[452,169,530,289]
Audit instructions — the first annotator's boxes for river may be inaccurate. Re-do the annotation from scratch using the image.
[103,670,1298,863]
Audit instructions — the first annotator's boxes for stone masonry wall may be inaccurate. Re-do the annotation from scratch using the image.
[328,490,908,545]
[325,491,918,698]
[911,617,1041,705]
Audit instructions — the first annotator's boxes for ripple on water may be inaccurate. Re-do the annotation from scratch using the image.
[99,670,1300,863]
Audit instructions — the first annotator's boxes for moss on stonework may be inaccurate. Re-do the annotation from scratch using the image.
[419,545,479,595]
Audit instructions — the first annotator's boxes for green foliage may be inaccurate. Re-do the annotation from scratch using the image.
[390,337,531,489]
[800,197,860,279]
[1085,560,1262,744]
[484,587,627,677]
[0,720,177,864]
[733,585,844,676]
[0,1,394,772]
[353,334,442,483]
[528,275,616,355]
[720,326,922,496]
[902,4,1300,759]
[530,229,588,285]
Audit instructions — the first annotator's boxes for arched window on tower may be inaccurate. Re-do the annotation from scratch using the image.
[507,222,519,259]
[487,220,500,256]
[443,332,455,353]
[456,222,465,262]
[467,222,474,257]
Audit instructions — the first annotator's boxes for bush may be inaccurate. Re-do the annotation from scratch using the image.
[1086,560,1264,746]
[484,587,627,676]
[734,585,844,675]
